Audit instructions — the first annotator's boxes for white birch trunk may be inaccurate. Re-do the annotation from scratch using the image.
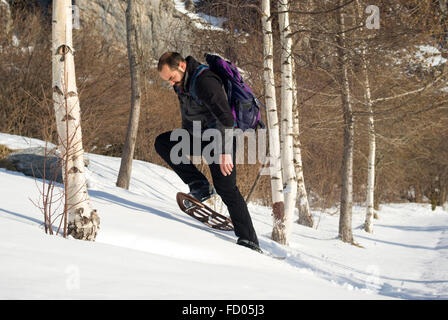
[364,101,376,233]
[116,0,142,190]
[52,0,99,240]
[261,0,285,241]
[275,0,297,245]
[356,0,376,233]
[336,2,354,243]
[292,60,313,228]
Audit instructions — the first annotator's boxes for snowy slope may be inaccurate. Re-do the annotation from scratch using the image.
[1,132,447,299]
[173,0,226,31]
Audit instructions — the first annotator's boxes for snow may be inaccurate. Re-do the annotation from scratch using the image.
[173,0,226,32]
[393,45,447,70]
[416,45,447,68]
[12,34,19,47]
[1,132,448,299]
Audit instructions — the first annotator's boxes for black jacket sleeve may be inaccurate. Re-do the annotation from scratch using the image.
[195,71,234,154]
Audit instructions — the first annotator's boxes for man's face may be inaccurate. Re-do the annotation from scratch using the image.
[159,62,186,87]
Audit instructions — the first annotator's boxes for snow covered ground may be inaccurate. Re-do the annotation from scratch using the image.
[1,132,447,300]
[173,0,226,31]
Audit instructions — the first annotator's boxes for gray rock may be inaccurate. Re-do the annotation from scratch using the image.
[76,0,197,59]
[7,147,89,183]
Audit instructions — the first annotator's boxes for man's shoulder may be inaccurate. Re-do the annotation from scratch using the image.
[186,56,218,81]
[186,56,200,71]
[185,55,224,94]
[196,67,223,88]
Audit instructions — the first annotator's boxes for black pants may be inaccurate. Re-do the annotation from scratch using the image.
[154,131,259,245]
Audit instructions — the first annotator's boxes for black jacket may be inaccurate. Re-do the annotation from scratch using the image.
[174,56,234,153]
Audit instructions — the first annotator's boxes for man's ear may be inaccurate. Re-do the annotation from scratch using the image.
[178,61,186,73]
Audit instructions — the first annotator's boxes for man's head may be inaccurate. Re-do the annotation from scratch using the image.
[158,52,187,87]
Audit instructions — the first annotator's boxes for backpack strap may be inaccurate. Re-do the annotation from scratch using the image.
[189,64,209,105]
[188,64,218,129]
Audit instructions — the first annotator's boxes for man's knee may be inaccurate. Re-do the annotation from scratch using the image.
[154,131,171,156]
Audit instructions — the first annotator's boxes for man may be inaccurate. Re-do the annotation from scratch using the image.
[155,52,261,253]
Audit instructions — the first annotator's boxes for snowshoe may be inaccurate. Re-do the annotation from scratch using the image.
[176,192,234,231]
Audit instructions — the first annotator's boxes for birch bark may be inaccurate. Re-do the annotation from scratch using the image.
[356,0,376,233]
[261,0,285,242]
[275,0,297,245]
[335,2,354,243]
[292,60,313,228]
[52,0,99,240]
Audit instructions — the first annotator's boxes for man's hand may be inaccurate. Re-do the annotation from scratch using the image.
[220,154,234,176]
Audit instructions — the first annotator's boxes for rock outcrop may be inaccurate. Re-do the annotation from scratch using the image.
[7,147,89,183]
[76,0,196,58]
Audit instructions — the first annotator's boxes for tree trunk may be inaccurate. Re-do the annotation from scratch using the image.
[52,0,99,240]
[116,0,142,190]
[0,0,12,37]
[364,76,376,233]
[292,59,313,228]
[356,0,376,233]
[336,2,354,244]
[261,0,285,243]
[275,0,297,245]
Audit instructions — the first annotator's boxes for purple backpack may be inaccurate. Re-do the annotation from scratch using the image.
[190,53,265,131]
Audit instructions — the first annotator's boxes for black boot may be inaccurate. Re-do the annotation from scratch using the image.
[237,238,263,254]
[184,180,216,209]
[188,180,215,201]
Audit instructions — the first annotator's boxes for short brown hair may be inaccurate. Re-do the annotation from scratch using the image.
[157,52,185,72]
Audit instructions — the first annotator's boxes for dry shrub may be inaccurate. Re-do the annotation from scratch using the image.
[0,6,132,153]
[0,7,54,141]
[72,21,131,154]
[0,144,16,171]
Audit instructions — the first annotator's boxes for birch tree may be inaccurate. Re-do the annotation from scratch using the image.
[275,0,297,245]
[261,0,285,243]
[361,37,376,234]
[355,0,376,233]
[335,1,354,244]
[292,59,313,228]
[116,0,142,190]
[292,0,314,228]
[52,0,100,240]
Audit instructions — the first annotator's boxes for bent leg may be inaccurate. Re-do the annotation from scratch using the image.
[154,131,207,185]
